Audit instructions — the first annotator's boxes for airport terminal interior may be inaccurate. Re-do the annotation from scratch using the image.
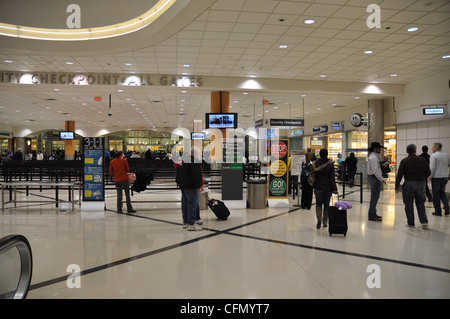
[0,0,449,301]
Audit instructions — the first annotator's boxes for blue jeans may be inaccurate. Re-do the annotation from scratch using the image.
[367,175,381,218]
[431,178,449,215]
[402,180,428,226]
[181,188,199,225]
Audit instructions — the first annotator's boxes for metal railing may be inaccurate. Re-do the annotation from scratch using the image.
[0,235,33,299]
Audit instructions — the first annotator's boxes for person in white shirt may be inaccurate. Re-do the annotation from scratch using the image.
[367,142,387,221]
[428,142,450,216]
[36,151,44,160]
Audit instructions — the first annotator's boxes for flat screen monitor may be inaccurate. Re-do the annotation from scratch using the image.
[60,131,75,140]
[205,113,238,129]
[191,132,205,140]
[423,107,445,115]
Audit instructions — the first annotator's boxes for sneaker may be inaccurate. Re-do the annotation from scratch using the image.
[187,224,202,231]
[405,223,415,228]
[182,223,188,229]
[422,223,428,229]
[195,219,203,225]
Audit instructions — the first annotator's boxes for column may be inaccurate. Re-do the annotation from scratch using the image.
[65,121,75,160]
[368,99,384,156]
[210,91,229,161]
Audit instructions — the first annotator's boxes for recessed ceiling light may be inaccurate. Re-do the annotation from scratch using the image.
[279,44,288,49]
[66,62,73,65]
[4,60,13,63]
[390,74,398,77]
[407,27,418,32]
[304,19,315,24]
[364,50,373,54]
[243,92,248,94]
[320,74,326,78]
[125,63,132,66]
[442,55,450,59]
[118,89,123,92]
[183,64,190,67]
[355,96,360,99]
[301,94,306,97]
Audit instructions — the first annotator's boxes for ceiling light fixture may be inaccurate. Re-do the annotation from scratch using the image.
[0,0,177,41]
[279,44,288,48]
[407,27,418,32]
[364,50,373,54]
[442,55,450,59]
[304,19,315,24]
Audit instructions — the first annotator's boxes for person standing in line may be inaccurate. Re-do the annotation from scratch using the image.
[176,147,204,231]
[300,152,314,209]
[419,145,433,202]
[395,144,431,228]
[367,142,387,221]
[109,151,136,214]
[344,152,358,188]
[428,142,450,216]
[36,151,44,160]
[313,149,338,229]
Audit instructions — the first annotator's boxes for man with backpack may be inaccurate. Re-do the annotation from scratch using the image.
[175,147,204,231]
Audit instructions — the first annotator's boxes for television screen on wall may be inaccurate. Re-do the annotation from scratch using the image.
[191,132,205,140]
[60,131,75,140]
[205,113,238,129]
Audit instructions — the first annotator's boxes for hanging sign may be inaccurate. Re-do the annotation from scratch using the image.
[268,139,289,199]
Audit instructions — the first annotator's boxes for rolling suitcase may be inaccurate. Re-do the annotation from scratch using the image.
[203,193,230,220]
[328,195,348,237]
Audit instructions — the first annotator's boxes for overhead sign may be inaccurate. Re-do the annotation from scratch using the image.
[423,107,445,115]
[268,139,289,199]
[269,119,304,127]
[313,125,328,134]
[0,71,203,87]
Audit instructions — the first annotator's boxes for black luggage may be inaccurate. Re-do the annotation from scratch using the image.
[328,206,348,236]
[203,193,230,220]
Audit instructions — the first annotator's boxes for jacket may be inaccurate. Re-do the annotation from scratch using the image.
[175,157,203,189]
[313,158,337,192]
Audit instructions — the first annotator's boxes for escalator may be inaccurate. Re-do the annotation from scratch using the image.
[0,235,33,299]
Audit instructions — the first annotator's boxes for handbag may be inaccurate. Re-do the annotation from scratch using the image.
[308,159,333,187]
[127,172,136,184]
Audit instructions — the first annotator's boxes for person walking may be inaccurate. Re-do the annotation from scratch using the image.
[300,152,314,209]
[367,142,387,221]
[176,147,204,231]
[395,144,431,228]
[109,151,135,214]
[419,145,433,202]
[313,149,338,229]
[344,152,358,187]
[428,142,450,216]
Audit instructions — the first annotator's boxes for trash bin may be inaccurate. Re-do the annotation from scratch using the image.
[246,179,267,209]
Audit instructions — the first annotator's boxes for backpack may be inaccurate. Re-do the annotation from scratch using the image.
[308,159,333,187]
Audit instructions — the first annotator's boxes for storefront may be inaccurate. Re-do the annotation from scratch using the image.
[104,130,185,154]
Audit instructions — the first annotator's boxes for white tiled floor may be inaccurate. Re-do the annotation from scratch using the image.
[1,181,449,299]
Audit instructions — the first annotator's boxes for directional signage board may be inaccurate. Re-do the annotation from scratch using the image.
[268,139,289,199]
[83,137,105,202]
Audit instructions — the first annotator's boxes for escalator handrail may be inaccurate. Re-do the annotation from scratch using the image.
[0,234,33,299]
